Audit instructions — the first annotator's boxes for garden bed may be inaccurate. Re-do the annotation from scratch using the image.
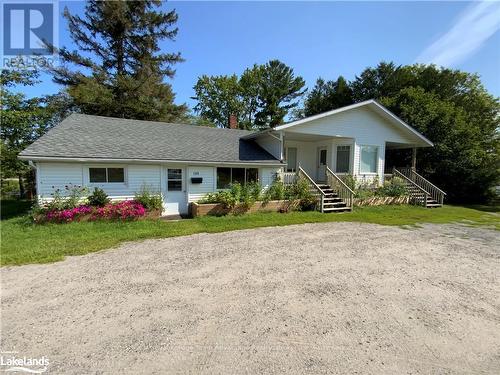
[353,196,409,206]
[191,200,295,217]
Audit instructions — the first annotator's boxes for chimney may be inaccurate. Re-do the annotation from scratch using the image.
[228,114,238,129]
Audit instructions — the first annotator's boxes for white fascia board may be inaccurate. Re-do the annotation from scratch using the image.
[18,155,284,167]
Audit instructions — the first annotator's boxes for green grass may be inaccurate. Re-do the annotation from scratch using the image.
[1,204,498,266]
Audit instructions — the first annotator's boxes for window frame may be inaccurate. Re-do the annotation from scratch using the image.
[285,147,298,173]
[167,168,183,192]
[359,145,379,174]
[335,144,351,174]
[216,167,260,190]
[88,166,127,184]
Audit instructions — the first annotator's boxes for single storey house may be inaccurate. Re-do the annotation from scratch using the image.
[19,100,444,215]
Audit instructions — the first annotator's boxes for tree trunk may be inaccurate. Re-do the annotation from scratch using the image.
[18,174,25,199]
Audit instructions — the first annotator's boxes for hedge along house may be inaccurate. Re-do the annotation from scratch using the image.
[19,100,445,215]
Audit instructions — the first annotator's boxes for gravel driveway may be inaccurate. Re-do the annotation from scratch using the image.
[2,222,499,374]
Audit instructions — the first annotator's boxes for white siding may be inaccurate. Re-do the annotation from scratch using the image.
[255,134,282,160]
[37,163,84,199]
[37,162,161,201]
[286,106,415,144]
[186,166,215,202]
[260,167,280,189]
[282,107,413,184]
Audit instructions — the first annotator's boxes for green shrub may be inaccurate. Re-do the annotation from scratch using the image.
[87,187,110,207]
[44,184,88,211]
[134,185,163,211]
[263,179,285,203]
[197,192,220,204]
[376,177,408,197]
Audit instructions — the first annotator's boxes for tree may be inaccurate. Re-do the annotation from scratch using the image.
[192,75,244,128]
[351,63,499,203]
[49,0,187,121]
[303,76,353,116]
[254,60,306,128]
[1,70,71,197]
[192,60,306,129]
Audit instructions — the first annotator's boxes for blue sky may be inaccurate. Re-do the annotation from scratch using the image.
[18,1,500,108]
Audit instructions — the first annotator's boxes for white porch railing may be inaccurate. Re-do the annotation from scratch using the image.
[279,171,298,185]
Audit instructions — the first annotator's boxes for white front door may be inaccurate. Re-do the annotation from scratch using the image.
[164,167,187,215]
[317,147,327,182]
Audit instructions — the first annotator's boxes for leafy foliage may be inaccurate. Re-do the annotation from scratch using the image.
[133,185,163,211]
[376,177,408,197]
[192,60,306,129]
[198,183,261,209]
[87,187,110,207]
[48,0,187,121]
[1,69,72,196]
[301,62,499,203]
[304,76,352,117]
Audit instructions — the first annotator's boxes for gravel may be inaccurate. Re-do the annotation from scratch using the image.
[1,222,499,374]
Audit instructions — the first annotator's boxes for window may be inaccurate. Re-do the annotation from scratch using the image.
[286,147,297,172]
[89,167,125,183]
[319,149,327,166]
[216,167,259,189]
[168,168,182,191]
[360,146,378,173]
[246,168,258,183]
[216,168,231,189]
[231,168,245,185]
[336,145,350,173]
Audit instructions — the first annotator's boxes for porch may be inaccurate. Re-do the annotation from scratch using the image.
[281,133,419,185]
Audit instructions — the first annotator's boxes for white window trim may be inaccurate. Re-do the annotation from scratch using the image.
[87,165,128,185]
[359,145,379,175]
[167,168,183,192]
[285,147,298,172]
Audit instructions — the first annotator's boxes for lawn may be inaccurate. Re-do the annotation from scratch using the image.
[1,201,498,266]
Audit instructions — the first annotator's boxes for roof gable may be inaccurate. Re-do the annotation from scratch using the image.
[275,100,433,147]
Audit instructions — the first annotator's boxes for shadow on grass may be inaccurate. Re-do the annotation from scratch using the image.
[1,200,33,220]
[461,204,500,213]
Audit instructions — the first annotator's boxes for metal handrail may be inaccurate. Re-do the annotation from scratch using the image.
[393,168,428,207]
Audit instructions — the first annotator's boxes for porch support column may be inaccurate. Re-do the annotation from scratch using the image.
[411,147,417,171]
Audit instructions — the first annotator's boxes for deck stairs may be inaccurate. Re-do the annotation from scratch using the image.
[393,168,446,208]
[315,183,351,212]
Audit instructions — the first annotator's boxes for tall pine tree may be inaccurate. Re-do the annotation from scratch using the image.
[49,0,187,121]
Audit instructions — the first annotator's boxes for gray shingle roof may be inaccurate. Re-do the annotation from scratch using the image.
[19,114,281,165]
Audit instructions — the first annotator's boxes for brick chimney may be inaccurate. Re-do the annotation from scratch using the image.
[228,114,238,129]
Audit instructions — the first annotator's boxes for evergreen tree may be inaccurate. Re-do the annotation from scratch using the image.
[254,60,306,128]
[304,76,353,116]
[49,0,186,121]
[192,60,306,129]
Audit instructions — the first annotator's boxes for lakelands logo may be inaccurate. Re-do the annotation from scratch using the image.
[1,1,58,69]
[0,352,49,373]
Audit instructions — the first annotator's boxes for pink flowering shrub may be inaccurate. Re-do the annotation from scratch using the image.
[45,205,93,223]
[41,200,147,224]
[91,200,146,221]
